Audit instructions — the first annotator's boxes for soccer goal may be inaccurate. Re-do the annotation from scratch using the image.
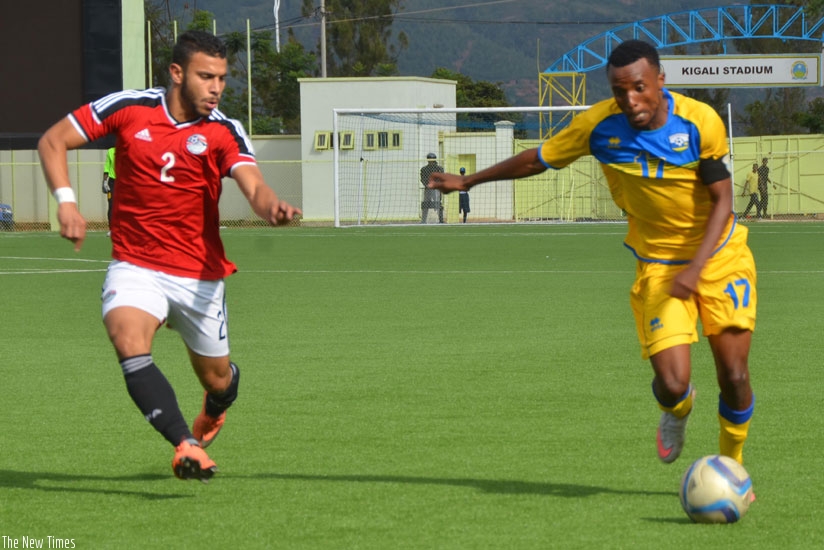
[332,106,623,227]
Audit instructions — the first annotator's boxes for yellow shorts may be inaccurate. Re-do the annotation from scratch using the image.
[630,228,757,359]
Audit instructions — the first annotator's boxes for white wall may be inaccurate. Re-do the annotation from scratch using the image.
[218,136,303,221]
[122,0,146,89]
[439,121,516,222]
[299,77,456,222]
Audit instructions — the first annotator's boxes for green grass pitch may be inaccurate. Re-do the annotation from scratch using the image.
[1,222,823,548]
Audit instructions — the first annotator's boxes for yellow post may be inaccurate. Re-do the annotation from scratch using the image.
[538,72,586,140]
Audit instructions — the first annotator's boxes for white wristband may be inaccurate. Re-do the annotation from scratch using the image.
[53,187,77,204]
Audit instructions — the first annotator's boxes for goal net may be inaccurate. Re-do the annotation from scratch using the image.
[332,106,623,227]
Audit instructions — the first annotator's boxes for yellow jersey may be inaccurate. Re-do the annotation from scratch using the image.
[538,89,737,263]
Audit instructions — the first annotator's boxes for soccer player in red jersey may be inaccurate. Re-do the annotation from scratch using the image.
[38,30,301,482]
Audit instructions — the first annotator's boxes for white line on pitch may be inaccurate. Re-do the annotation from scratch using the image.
[0,269,107,275]
[0,256,110,263]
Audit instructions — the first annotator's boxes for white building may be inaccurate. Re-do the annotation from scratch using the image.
[299,77,456,223]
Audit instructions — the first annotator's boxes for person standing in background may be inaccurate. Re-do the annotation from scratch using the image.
[458,167,470,223]
[102,147,116,234]
[420,153,444,223]
[757,157,772,219]
[740,163,760,220]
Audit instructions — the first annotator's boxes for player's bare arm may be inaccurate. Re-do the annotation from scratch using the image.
[670,175,734,300]
[233,164,302,225]
[38,117,89,251]
[428,148,547,193]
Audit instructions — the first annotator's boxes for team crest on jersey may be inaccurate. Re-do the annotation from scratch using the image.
[186,134,208,155]
[608,136,621,149]
[668,133,689,152]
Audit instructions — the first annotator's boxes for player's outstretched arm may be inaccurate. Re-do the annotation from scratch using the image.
[38,117,89,251]
[234,164,302,226]
[428,147,547,194]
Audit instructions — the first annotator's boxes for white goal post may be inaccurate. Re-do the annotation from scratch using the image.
[330,105,627,227]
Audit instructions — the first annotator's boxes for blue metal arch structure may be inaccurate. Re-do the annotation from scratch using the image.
[545,4,824,74]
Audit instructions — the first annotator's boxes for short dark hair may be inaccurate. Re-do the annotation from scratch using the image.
[607,40,660,72]
[172,30,227,68]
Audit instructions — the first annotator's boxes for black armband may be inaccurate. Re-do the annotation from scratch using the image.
[698,157,730,186]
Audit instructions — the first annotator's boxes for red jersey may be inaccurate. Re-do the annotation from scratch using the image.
[69,88,257,280]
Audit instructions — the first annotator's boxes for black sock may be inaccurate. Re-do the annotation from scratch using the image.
[205,362,240,418]
[121,355,192,446]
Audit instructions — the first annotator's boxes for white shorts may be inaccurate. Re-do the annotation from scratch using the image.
[101,260,230,357]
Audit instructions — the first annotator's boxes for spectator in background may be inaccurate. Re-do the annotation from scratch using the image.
[102,147,116,234]
[757,157,772,219]
[420,153,444,223]
[740,163,760,220]
[458,167,470,223]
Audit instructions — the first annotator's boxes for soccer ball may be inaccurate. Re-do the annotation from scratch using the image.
[679,455,753,524]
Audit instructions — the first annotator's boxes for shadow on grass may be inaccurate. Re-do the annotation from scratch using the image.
[0,469,190,500]
[232,472,677,498]
[642,517,694,524]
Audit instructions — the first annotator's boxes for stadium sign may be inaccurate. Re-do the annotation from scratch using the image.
[660,54,822,88]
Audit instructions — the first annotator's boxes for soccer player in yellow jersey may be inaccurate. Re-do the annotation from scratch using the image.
[428,40,756,467]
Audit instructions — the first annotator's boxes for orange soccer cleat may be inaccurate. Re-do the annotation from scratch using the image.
[192,392,226,449]
[172,440,217,482]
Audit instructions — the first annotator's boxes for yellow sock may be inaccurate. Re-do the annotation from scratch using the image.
[719,415,751,464]
[657,387,694,419]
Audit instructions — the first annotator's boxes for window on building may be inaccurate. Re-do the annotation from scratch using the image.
[314,131,332,150]
[339,131,354,150]
[363,131,377,150]
[362,130,402,150]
